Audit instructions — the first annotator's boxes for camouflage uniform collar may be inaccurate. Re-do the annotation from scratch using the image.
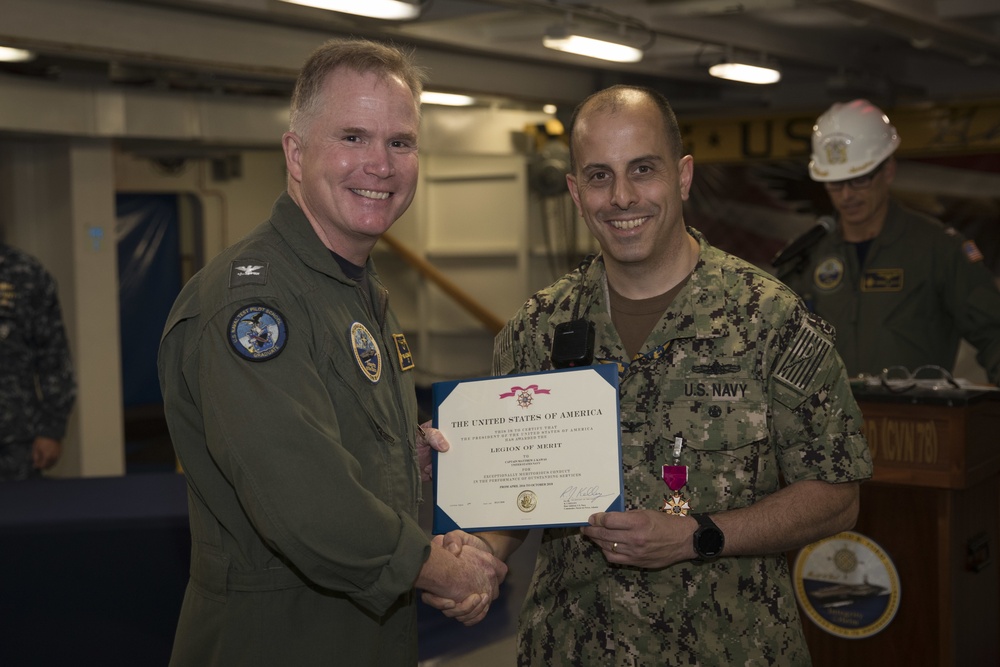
[663,227,732,342]
[587,227,731,352]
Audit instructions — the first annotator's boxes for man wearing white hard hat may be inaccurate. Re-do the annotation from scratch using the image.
[777,99,1000,386]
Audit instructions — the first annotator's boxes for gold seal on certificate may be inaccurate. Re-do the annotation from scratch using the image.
[432,364,623,533]
[517,490,538,512]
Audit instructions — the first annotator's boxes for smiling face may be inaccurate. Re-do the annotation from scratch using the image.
[283,67,420,265]
[566,93,694,284]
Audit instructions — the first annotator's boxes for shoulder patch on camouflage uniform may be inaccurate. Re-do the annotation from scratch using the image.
[229,260,269,287]
[808,311,836,341]
[775,319,832,393]
[492,322,515,377]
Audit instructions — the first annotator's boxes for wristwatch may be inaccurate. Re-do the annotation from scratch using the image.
[692,513,725,561]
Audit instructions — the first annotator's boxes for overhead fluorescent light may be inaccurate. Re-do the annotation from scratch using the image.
[420,91,475,106]
[708,61,781,85]
[543,26,643,63]
[278,0,421,20]
[0,46,35,63]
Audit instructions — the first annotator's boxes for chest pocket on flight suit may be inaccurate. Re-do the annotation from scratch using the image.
[325,327,402,498]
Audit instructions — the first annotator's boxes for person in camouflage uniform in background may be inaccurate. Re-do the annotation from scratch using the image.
[425,86,873,665]
[0,241,76,480]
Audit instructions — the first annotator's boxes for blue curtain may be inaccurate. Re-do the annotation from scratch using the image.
[116,193,183,408]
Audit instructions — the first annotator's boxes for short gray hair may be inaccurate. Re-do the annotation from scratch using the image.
[289,38,427,136]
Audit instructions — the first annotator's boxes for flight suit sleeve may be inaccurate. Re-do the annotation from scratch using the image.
[939,232,1000,385]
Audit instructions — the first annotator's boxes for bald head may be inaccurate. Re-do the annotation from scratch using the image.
[568,86,684,171]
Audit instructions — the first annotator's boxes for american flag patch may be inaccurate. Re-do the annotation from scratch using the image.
[492,323,514,376]
[963,240,984,263]
[775,322,832,392]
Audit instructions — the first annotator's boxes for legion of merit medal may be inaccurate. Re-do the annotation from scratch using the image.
[662,436,690,516]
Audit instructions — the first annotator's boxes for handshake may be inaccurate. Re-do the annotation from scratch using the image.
[416,530,508,626]
[415,424,511,625]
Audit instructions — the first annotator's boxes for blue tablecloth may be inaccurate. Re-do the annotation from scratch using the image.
[0,473,190,667]
[0,474,533,666]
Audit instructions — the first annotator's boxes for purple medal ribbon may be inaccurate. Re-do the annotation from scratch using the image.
[662,464,688,491]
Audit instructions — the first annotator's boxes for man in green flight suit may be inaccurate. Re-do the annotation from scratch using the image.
[158,38,506,666]
[778,99,1000,385]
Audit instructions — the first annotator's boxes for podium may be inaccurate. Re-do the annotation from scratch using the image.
[800,387,1000,667]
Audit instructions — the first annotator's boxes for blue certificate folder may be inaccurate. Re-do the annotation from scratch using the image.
[431,364,624,534]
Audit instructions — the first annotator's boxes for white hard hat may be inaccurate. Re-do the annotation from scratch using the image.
[808,99,900,182]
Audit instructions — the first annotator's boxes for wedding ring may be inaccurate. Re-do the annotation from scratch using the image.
[612,542,618,553]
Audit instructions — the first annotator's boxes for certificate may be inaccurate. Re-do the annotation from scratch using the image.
[432,364,623,533]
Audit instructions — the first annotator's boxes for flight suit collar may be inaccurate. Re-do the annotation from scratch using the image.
[268,191,382,288]
[871,200,908,248]
[832,200,907,260]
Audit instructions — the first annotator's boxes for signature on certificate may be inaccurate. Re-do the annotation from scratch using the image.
[560,485,615,503]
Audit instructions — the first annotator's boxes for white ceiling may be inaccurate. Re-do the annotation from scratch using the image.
[2,0,1000,116]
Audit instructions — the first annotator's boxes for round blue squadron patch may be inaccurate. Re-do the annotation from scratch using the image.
[814,256,845,291]
[228,305,288,362]
[351,321,382,383]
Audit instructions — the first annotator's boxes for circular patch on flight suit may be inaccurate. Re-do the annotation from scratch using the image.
[351,322,382,383]
[813,257,844,291]
[793,530,901,639]
[228,305,288,362]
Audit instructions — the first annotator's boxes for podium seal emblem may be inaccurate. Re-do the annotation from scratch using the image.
[793,530,901,639]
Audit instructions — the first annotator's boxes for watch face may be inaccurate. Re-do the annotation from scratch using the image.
[694,515,725,559]
[697,527,724,556]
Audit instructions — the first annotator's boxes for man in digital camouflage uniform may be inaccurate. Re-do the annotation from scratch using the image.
[0,241,76,481]
[426,86,873,665]
[779,99,1000,384]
